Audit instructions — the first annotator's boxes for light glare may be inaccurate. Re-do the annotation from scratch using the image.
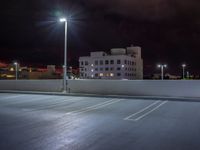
[60,18,67,22]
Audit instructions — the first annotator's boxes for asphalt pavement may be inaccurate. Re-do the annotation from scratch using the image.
[0,93,200,150]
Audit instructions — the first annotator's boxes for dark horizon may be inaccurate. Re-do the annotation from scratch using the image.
[1,0,200,75]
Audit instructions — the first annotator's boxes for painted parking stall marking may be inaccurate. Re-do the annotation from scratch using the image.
[124,100,168,121]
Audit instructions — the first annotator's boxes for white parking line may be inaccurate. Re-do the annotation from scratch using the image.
[124,100,161,120]
[125,101,168,122]
[63,99,122,116]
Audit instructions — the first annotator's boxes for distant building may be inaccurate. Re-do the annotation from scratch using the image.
[79,45,143,80]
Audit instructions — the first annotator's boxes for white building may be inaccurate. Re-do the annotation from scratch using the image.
[79,45,143,80]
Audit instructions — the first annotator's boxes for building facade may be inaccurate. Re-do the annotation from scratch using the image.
[79,45,143,80]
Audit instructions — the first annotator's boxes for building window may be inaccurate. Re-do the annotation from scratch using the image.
[99,73,104,77]
[85,68,87,71]
[100,60,103,65]
[105,67,109,71]
[95,60,98,65]
[117,73,121,76]
[95,73,98,77]
[85,61,88,65]
[105,60,109,65]
[110,67,114,71]
[117,67,121,71]
[100,68,103,71]
[110,73,114,77]
[110,60,114,64]
[124,60,127,64]
[81,61,84,65]
[95,68,98,71]
[117,60,121,64]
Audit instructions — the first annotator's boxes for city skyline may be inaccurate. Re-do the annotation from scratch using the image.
[0,0,200,75]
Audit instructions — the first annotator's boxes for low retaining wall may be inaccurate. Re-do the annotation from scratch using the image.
[0,80,63,92]
[68,79,200,98]
[0,79,200,98]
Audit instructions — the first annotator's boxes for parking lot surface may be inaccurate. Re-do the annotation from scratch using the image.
[0,93,200,150]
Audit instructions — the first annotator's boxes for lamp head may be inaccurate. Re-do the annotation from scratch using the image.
[59,18,67,22]
[182,64,186,67]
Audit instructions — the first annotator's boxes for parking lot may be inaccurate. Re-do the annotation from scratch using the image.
[0,93,200,150]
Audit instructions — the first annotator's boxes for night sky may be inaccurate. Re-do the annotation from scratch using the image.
[1,0,200,75]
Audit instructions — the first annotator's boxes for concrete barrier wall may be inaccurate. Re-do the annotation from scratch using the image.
[0,79,200,98]
[0,80,63,92]
[68,80,200,98]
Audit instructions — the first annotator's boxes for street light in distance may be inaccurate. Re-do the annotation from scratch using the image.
[14,62,18,80]
[182,64,186,79]
[157,64,167,80]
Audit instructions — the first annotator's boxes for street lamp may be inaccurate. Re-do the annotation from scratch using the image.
[182,64,186,79]
[14,62,18,80]
[157,64,167,80]
[60,17,68,93]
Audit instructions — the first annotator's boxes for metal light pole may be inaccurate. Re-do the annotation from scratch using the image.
[182,64,186,79]
[60,18,68,93]
[157,64,167,80]
[14,62,18,80]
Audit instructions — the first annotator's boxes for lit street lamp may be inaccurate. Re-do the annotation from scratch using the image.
[14,62,18,80]
[157,64,167,80]
[60,17,68,93]
[182,64,186,79]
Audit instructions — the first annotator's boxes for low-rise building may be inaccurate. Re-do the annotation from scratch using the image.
[79,45,143,80]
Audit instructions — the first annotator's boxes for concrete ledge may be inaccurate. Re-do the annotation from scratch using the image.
[0,80,63,92]
[1,79,200,99]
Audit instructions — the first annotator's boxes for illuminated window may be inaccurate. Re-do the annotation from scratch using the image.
[99,73,104,77]
[110,73,114,77]
[10,68,14,71]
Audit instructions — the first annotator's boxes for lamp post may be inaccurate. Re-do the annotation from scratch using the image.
[14,62,18,80]
[60,17,68,93]
[157,64,167,80]
[182,64,186,79]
